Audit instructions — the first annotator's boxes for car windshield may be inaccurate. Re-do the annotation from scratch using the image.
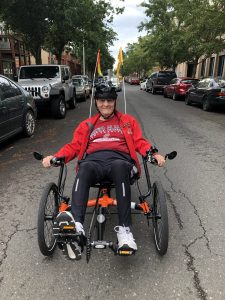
[181,79,199,84]
[216,79,225,87]
[72,79,83,86]
[19,66,60,79]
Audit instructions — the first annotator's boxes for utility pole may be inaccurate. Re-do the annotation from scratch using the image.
[83,39,85,75]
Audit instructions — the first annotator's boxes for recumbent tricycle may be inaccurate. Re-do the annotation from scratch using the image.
[33,149,177,263]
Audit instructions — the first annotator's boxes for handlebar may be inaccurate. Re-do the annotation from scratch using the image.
[33,151,65,166]
[145,147,177,165]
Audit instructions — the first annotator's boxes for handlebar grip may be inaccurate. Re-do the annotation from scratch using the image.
[50,156,65,166]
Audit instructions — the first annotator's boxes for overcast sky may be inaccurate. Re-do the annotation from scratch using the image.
[109,0,147,67]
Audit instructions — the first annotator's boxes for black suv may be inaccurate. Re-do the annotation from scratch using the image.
[146,71,177,94]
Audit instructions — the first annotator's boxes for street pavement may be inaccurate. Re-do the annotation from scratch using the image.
[0,84,225,300]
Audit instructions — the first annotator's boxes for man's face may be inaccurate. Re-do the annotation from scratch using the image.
[96,99,116,118]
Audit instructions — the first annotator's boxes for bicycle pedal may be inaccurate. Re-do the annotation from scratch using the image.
[117,249,135,256]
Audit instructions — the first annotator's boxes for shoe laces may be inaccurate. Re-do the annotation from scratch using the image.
[114,225,135,242]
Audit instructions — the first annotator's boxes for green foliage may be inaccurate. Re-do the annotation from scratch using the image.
[1,0,124,68]
[139,0,225,76]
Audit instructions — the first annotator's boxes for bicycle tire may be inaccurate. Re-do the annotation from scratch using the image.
[152,181,169,255]
[37,182,59,256]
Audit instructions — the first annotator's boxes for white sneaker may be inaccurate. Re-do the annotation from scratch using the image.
[114,226,137,251]
[75,222,85,236]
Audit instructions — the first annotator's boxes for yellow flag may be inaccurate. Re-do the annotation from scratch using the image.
[97,50,103,76]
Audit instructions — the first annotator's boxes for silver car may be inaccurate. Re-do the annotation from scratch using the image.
[72,77,88,102]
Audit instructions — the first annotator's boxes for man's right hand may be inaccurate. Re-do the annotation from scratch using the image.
[42,155,54,168]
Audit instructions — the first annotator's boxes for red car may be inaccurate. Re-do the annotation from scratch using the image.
[163,77,199,100]
[130,77,140,85]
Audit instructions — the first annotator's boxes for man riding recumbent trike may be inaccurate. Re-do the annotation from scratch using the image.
[34,84,177,262]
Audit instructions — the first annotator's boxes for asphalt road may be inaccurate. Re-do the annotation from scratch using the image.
[0,84,225,300]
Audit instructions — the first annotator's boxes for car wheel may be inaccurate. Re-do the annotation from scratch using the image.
[51,94,66,119]
[68,93,76,109]
[82,93,87,102]
[185,94,192,106]
[163,90,168,98]
[172,92,178,101]
[23,110,35,137]
[202,96,212,112]
[152,86,156,94]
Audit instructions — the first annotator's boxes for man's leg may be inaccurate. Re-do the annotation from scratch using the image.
[109,159,137,251]
[110,159,132,226]
[71,160,103,224]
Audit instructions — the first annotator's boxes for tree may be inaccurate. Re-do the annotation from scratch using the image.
[140,0,225,76]
[1,0,49,64]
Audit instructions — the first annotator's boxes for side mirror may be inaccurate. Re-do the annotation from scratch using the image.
[33,152,44,160]
[165,151,177,160]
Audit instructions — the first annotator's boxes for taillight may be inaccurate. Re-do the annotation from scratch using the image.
[216,92,225,96]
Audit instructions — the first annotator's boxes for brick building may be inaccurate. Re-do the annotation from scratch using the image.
[0,23,30,79]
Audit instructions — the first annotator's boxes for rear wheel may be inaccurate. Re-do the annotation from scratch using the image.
[37,183,59,256]
[152,181,168,256]
[202,96,212,111]
[68,93,76,109]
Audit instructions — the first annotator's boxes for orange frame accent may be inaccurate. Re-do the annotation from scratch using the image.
[88,189,117,208]
[87,188,151,213]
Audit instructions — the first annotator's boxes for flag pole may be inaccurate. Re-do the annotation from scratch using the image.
[89,52,98,118]
[123,76,126,114]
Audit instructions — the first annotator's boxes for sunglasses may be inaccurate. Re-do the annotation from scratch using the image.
[96,99,115,104]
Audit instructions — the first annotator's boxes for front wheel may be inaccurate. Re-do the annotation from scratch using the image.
[172,92,178,101]
[22,110,35,137]
[151,86,156,94]
[51,95,66,119]
[37,182,59,256]
[185,94,192,106]
[152,181,169,256]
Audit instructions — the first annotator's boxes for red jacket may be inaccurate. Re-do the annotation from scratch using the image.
[54,111,152,175]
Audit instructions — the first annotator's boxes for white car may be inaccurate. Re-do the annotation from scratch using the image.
[109,77,122,92]
[140,79,148,91]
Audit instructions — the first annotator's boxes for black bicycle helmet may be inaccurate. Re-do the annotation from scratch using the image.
[94,84,118,100]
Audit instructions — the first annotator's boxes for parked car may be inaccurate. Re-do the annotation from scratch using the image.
[146,71,177,94]
[0,74,37,143]
[109,77,122,92]
[164,77,199,100]
[129,77,140,85]
[140,79,148,91]
[185,77,225,111]
[73,75,91,96]
[18,65,76,119]
[72,77,88,102]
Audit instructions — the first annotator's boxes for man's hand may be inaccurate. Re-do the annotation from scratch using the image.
[42,155,54,168]
[154,154,166,167]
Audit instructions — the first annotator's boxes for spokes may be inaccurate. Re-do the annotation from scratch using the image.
[44,190,56,247]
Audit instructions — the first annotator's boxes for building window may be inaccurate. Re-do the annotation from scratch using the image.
[217,55,225,77]
[201,60,206,77]
[208,57,215,77]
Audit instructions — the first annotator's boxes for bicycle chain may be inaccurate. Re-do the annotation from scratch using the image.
[86,235,92,263]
